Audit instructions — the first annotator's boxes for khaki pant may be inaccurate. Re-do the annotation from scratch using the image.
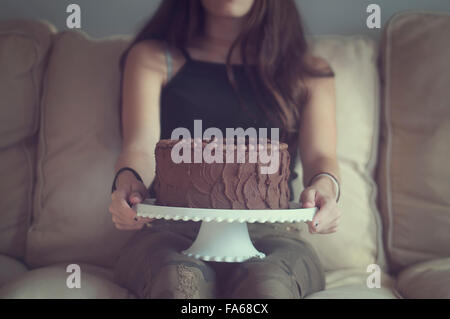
[113,220,325,299]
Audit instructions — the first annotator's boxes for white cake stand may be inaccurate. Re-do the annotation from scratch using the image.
[134,198,317,263]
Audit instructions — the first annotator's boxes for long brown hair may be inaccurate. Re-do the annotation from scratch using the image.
[118,0,334,155]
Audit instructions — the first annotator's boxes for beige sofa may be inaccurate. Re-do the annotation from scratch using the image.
[0,11,449,299]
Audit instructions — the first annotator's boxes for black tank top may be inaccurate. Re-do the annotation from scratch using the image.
[149,45,298,198]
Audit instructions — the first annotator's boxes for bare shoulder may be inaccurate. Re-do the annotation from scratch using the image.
[303,55,335,94]
[125,39,167,76]
[304,54,334,75]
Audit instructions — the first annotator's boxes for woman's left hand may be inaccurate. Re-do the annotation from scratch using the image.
[300,184,341,234]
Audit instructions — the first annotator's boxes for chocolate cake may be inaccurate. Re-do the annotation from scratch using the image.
[153,138,291,209]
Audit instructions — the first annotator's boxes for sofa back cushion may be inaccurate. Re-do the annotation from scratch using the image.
[26,30,137,268]
[289,35,387,272]
[377,12,450,272]
[0,19,54,259]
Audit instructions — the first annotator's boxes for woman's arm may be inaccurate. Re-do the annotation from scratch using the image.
[109,40,166,230]
[298,58,342,234]
[114,40,166,189]
[298,74,341,198]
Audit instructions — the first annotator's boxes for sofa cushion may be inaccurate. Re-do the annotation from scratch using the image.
[26,30,138,268]
[0,263,134,298]
[307,268,399,299]
[306,286,398,299]
[0,254,28,287]
[396,258,450,299]
[377,12,450,272]
[290,35,387,272]
[0,19,55,259]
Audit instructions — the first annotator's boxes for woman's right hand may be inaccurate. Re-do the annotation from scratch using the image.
[109,170,154,230]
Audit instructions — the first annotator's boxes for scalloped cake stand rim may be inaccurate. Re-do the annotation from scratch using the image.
[135,198,317,223]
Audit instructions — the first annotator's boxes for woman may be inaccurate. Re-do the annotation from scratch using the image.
[109,0,341,299]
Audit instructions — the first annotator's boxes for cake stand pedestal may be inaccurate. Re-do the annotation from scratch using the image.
[135,198,317,263]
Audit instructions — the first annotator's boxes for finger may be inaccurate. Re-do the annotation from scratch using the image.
[112,214,138,226]
[312,216,341,234]
[311,199,335,229]
[116,224,142,231]
[129,182,148,205]
[136,217,154,223]
[110,210,132,224]
[111,197,139,221]
[112,212,153,226]
[329,226,338,233]
[129,191,144,206]
[111,188,128,201]
[132,217,154,226]
[307,221,318,234]
[114,222,143,230]
[130,213,155,223]
[319,226,338,234]
[316,192,337,207]
[309,211,322,232]
[300,187,317,208]
[110,207,140,226]
[110,202,138,223]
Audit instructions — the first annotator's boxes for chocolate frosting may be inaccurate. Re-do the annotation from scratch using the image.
[154,139,291,209]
